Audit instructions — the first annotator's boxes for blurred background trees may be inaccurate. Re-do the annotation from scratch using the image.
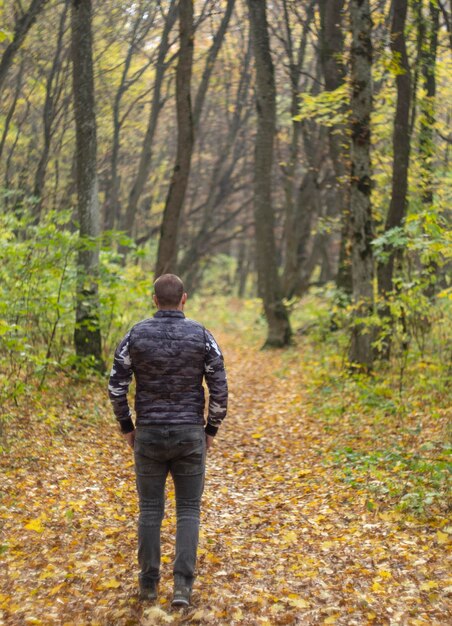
[0,0,450,379]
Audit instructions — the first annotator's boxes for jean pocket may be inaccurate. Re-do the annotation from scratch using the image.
[172,448,205,476]
[134,439,160,459]
[177,438,203,446]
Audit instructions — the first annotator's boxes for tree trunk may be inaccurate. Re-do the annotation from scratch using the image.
[297,176,339,295]
[3,96,31,198]
[71,0,103,368]
[318,0,351,295]
[247,0,291,347]
[284,168,319,297]
[155,0,195,277]
[0,0,48,93]
[281,0,315,298]
[377,0,411,297]
[376,0,412,358]
[419,1,440,298]
[236,239,251,298]
[418,0,439,207]
[104,13,145,231]
[119,0,178,240]
[33,3,68,223]
[0,58,24,163]
[348,0,375,370]
[418,1,440,262]
[177,46,252,279]
[193,0,236,130]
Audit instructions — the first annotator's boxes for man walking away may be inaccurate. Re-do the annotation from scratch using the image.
[108,274,228,607]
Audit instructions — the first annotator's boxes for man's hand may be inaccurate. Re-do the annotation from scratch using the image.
[124,430,135,449]
[206,435,214,452]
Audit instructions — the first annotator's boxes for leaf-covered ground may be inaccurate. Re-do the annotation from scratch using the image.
[1,328,450,625]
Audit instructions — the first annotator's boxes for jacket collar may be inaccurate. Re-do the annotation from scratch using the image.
[154,310,185,319]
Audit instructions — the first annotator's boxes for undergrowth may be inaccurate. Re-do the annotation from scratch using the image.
[1,233,450,520]
[189,292,451,520]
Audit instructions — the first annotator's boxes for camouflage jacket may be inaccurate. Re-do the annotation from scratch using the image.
[108,310,228,436]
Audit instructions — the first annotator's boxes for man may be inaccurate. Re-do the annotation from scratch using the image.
[108,274,228,607]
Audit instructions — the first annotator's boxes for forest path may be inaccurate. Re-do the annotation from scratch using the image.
[1,331,450,625]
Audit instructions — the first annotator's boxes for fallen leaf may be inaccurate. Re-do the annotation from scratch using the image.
[288,596,310,609]
[420,581,438,591]
[24,518,45,533]
[96,578,121,590]
[436,531,449,544]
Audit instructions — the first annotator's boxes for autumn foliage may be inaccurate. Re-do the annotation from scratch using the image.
[1,299,450,625]
[1,0,451,622]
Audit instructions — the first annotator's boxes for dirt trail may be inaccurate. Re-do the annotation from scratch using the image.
[1,333,450,625]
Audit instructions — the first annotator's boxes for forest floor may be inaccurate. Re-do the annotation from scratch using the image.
[1,322,451,625]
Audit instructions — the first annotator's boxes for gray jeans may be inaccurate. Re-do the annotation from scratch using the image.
[133,424,206,588]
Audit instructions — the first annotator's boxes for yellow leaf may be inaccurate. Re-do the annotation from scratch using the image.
[379,511,401,522]
[143,606,173,623]
[232,608,243,620]
[288,597,310,609]
[252,433,263,439]
[191,610,205,620]
[206,553,221,564]
[282,530,297,544]
[436,531,449,544]
[372,581,384,593]
[24,518,45,533]
[190,609,214,622]
[97,578,121,590]
[215,610,228,619]
[68,499,86,510]
[49,583,65,595]
[324,616,339,624]
[378,569,392,579]
[420,581,438,591]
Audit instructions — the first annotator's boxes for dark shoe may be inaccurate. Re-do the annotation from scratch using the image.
[139,580,158,601]
[171,584,191,607]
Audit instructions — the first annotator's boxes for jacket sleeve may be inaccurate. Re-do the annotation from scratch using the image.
[108,331,135,434]
[204,329,228,436]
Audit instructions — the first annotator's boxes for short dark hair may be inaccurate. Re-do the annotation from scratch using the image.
[154,274,184,308]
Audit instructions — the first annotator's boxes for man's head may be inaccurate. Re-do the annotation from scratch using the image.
[153,274,187,310]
